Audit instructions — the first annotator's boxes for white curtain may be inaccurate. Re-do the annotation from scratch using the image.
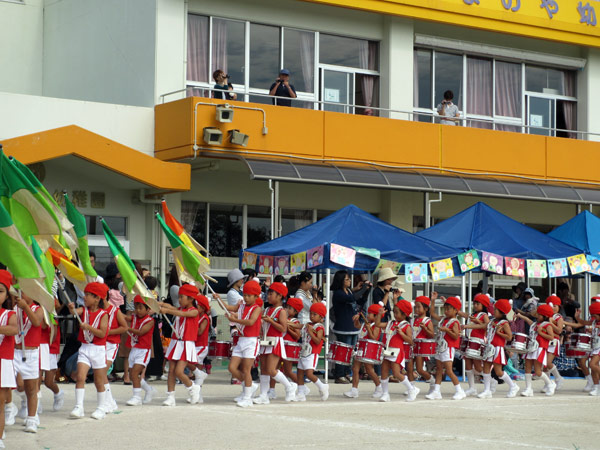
[187,15,208,83]
[413,52,419,110]
[562,101,577,139]
[300,32,314,93]
[467,57,492,117]
[212,19,228,75]
[495,61,521,118]
[359,41,377,113]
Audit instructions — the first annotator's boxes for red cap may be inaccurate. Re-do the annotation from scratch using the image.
[84,282,109,299]
[537,304,554,318]
[590,302,600,315]
[546,295,561,307]
[255,297,264,307]
[0,270,12,290]
[269,282,288,298]
[592,296,600,302]
[196,294,210,312]
[367,304,383,315]
[287,297,304,312]
[310,302,327,318]
[396,299,413,316]
[243,280,262,296]
[445,296,462,311]
[415,296,430,307]
[494,299,511,315]
[474,294,490,308]
[179,284,199,298]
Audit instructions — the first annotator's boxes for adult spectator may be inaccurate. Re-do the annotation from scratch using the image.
[436,90,460,125]
[212,69,237,100]
[558,281,580,321]
[269,69,297,107]
[75,252,103,306]
[226,269,245,309]
[372,268,398,321]
[331,270,360,384]
[352,274,372,313]
[292,272,316,324]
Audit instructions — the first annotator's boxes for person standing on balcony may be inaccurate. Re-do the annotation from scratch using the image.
[437,90,460,125]
[269,69,297,107]
[213,70,237,100]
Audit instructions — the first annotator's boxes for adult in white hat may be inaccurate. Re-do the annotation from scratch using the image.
[226,269,246,385]
[372,267,400,321]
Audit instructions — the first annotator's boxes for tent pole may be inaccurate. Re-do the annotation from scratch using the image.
[325,268,331,384]
[585,272,591,318]
[468,272,472,316]
[461,274,466,381]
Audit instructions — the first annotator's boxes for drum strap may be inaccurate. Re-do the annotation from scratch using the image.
[83,308,105,344]
[261,306,282,339]
[237,303,258,335]
[128,315,152,346]
[0,310,9,347]
[487,319,507,342]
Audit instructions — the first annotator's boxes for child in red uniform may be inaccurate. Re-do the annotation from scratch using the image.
[0,271,18,448]
[103,299,127,413]
[125,296,156,406]
[543,295,565,391]
[406,296,436,395]
[375,300,418,402]
[68,282,110,420]
[223,280,262,408]
[344,303,383,399]
[425,297,466,400]
[271,297,303,399]
[296,302,328,402]
[461,294,490,397]
[517,304,555,397]
[574,302,600,395]
[189,294,210,402]
[478,299,519,398]
[159,284,201,406]
[40,318,64,412]
[255,282,297,404]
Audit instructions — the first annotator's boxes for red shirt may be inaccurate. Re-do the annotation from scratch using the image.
[0,309,15,359]
[535,322,552,349]
[195,314,210,347]
[106,305,122,344]
[77,308,108,346]
[359,322,381,340]
[413,316,432,339]
[15,304,41,348]
[385,320,410,350]
[238,303,261,338]
[283,318,299,342]
[440,317,460,348]
[173,307,199,341]
[306,323,325,354]
[490,319,509,347]
[264,306,284,338]
[469,312,488,339]
[127,315,154,349]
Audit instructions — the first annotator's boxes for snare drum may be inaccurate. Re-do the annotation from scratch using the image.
[565,347,588,359]
[327,341,354,366]
[403,342,413,360]
[457,336,468,357]
[208,340,232,359]
[465,337,485,359]
[505,332,529,354]
[283,341,301,362]
[572,333,592,352]
[354,339,384,364]
[414,338,437,357]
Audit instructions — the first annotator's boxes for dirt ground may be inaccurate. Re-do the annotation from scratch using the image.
[6,372,597,450]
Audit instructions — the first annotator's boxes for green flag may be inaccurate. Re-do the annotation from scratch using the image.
[64,193,97,280]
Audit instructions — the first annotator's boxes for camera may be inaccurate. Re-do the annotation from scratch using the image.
[224,74,230,79]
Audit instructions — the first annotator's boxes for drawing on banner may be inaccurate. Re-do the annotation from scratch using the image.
[274,255,290,276]
[306,246,324,269]
[429,258,454,281]
[457,250,480,273]
[241,252,257,270]
[526,259,548,278]
[330,243,356,268]
[258,255,273,275]
[586,255,600,275]
[481,251,503,274]
[504,257,525,277]
[567,254,590,275]
[548,258,568,278]
[290,252,306,274]
[405,263,427,283]
[375,258,403,274]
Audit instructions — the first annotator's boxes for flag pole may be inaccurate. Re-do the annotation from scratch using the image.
[17,290,26,361]
[54,274,83,324]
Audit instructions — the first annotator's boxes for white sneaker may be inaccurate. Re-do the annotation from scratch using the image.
[477,390,492,399]
[160,374,168,381]
[583,379,594,392]
[541,385,549,394]
[90,408,106,420]
[53,391,65,411]
[194,370,208,386]
[555,377,564,390]
[302,386,311,396]
[425,390,442,400]
[69,405,84,419]
[0,439,5,448]
[267,388,277,400]
[106,399,118,414]
[589,386,598,396]
[372,385,383,398]
[464,387,478,397]
[319,384,329,401]
[545,381,556,396]
[285,383,297,402]
[506,384,520,398]
[406,387,418,402]
[189,385,201,405]
[24,418,38,433]
[143,387,157,404]
[233,391,244,403]
[252,394,270,405]
[126,396,143,406]
[250,383,259,398]
[17,403,27,420]
[344,387,359,398]
[5,402,18,425]
[426,382,436,395]
[452,389,466,400]
[490,379,498,393]
[379,393,391,402]
[162,395,176,407]
[236,398,253,408]
[295,393,306,402]
[520,388,534,397]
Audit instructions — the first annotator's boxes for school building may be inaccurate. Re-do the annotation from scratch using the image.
[1,0,600,299]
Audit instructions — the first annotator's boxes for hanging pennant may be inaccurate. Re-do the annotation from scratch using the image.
[429,258,455,281]
[290,252,306,274]
[504,257,525,277]
[405,263,428,283]
[306,245,324,269]
[352,246,381,260]
[586,255,600,275]
[274,255,290,276]
[481,251,503,275]
[548,258,568,278]
[258,255,273,275]
[375,258,403,274]
[526,259,548,278]
[457,250,480,273]
[241,251,257,270]
[567,254,590,275]
[329,243,356,268]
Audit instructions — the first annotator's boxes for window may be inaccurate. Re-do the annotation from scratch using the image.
[187,15,209,83]
[284,29,315,93]
[319,34,378,70]
[434,52,463,113]
[86,216,127,237]
[280,209,312,236]
[250,24,280,88]
[212,18,245,87]
[414,49,432,111]
[247,206,271,249]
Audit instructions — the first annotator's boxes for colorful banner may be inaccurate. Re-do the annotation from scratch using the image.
[526,259,548,278]
[274,255,290,276]
[457,250,480,273]
[290,252,306,274]
[405,263,427,283]
[567,254,590,275]
[481,251,503,274]
[241,251,257,270]
[352,246,380,259]
[586,255,600,275]
[330,243,356,268]
[375,258,403,274]
[429,258,454,281]
[307,245,324,269]
[258,255,273,275]
[504,256,525,277]
[548,258,568,278]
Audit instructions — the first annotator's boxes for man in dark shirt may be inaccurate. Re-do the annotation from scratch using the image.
[269,69,297,107]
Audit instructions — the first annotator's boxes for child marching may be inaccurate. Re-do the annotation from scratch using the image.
[296,303,329,402]
[461,294,490,397]
[405,296,436,395]
[0,270,18,448]
[544,295,565,391]
[189,294,211,402]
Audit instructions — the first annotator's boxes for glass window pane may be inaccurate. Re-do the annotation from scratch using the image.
[281,209,312,236]
[319,34,378,70]
[187,14,209,83]
[250,24,280,88]
[467,57,492,116]
[191,203,242,258]
[355,74,379,116]
[525,65,545,93]
[87,216,126,236]
[434,52,463,110]
[495,61,522,118]
[414,49,432,109]
[283,29,315,93]
[247,206,271,248]
[212,18,245,86]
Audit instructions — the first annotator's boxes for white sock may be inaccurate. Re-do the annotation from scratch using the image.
[140,379,151,392]
[297,385,306,394]
[54,389,63,398]
[75,388,85,407]
[381,377,389,394]
[434,384,441,392]
[540,372,551,385]
[242,386,252,400]
[104,384,113,402]
[260,375,270,395]
[401,378,412,391]
[466,370,475,388]
[525,374,532,390]
[483,373,491,392]
[133,388,142,398]
[97,391,106,409]
[586,374,594,386]
[274,371,291,389]
[474,370,482,377]
[166,391,175,397]
[549,365,562,380]
[500,372,515,388]
[454,383,463,392]
[427,375,435,384]
[315,379,325,390]
[18,391,27,406]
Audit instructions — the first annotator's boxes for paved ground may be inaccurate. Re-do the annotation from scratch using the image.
[7,372,597,450]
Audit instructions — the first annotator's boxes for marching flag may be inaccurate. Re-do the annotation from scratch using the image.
[64,193,97,281]
[30,238,58,313]
[47,247,87,292]
[102,219,159,313]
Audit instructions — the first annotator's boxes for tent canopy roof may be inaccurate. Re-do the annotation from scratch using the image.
[548,210,600,257]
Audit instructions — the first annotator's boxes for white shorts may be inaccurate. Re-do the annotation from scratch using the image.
[258,337,287,359]
[435,347,456,363]
[165,340,197,363]
[40,343,51,371]
[0,359,16,388]
[13,349,40,380]
[298,354,319,371]
[106,342,119,362]
[526,347,547,366]
[78,343,107,369]
[231,337,260,359]
[548,339,560,356]
[484,346,507,365]
[128,348,152,368]
[196,346,209,365]
[48,353,59,371]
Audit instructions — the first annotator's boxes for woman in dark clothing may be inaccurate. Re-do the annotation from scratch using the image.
[372,267,398,321]
[331,270,360,384]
